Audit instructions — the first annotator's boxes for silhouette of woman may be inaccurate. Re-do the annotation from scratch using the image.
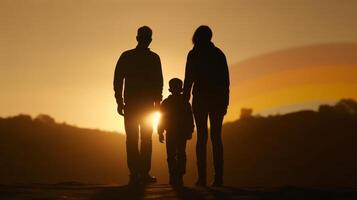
[183,25,230,187]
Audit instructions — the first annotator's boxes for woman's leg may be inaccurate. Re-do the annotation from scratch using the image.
[209,111,224,185]
[193,108,209,185]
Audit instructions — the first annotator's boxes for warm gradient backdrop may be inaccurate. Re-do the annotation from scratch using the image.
[1,0,357,132]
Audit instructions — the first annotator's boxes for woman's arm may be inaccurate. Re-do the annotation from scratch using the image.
[183,51,195,101]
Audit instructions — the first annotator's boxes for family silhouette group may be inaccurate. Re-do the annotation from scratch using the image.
[113,25,230,187]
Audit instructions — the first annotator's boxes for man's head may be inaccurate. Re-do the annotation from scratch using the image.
[192,25,212,46]
[136,26,152,48]
[169,78,183,95]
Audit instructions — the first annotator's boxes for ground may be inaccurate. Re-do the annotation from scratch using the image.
[0,183,357,200]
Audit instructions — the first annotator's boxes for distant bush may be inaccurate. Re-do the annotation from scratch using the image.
[34,114,56,124]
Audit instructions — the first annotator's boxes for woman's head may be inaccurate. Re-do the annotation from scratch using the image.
[192,25,212,46]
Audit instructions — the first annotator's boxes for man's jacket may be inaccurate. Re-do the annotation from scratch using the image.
[114,46,163,105]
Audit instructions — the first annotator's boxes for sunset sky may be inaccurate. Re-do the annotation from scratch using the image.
[1,0,357,132]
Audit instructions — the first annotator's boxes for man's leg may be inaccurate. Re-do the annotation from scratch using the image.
[193,105,209,186]
[139,114,154,182]
[209,111,224,186]
[124,111,140,184]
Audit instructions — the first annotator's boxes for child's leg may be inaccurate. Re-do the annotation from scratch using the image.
[166,134,177,184]
[176,137,187,185]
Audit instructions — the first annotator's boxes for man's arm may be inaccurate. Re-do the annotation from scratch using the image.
[157,102,166,143]
[153,54,163,108]
[113,53,126,115]
[183,52,194,102]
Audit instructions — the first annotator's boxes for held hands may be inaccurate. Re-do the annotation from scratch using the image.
[117,103,125,116]
[183,92,191,102]
[187,134,192,140]
[159,133,165,143]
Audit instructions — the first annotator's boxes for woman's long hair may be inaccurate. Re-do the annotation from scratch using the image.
[192,25,212,46]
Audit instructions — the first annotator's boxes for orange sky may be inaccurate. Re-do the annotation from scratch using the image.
[228,65,357,121]
[1,0,357,132]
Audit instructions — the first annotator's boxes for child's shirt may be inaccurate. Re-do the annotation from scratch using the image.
[158,94,194,137]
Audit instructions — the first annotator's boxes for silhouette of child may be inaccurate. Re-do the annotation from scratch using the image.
[158,78,194,186]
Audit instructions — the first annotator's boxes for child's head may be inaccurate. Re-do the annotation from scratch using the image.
[169,78,183,95]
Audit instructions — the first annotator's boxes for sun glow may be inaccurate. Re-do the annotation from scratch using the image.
[152,111,161,133]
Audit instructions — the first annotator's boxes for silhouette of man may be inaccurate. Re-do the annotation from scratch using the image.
[183,25,230,187]
[114,26,163,185]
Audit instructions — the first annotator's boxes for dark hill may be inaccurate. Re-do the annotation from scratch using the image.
[223,99,357,187]
[0,114,126,184]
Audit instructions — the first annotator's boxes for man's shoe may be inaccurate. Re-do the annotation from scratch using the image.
[175,176,183,187]
[142,174,157,184]
[128,175,141,186]
[211,179,223,187]
[195,179,206,187]
[169,175,176,186]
